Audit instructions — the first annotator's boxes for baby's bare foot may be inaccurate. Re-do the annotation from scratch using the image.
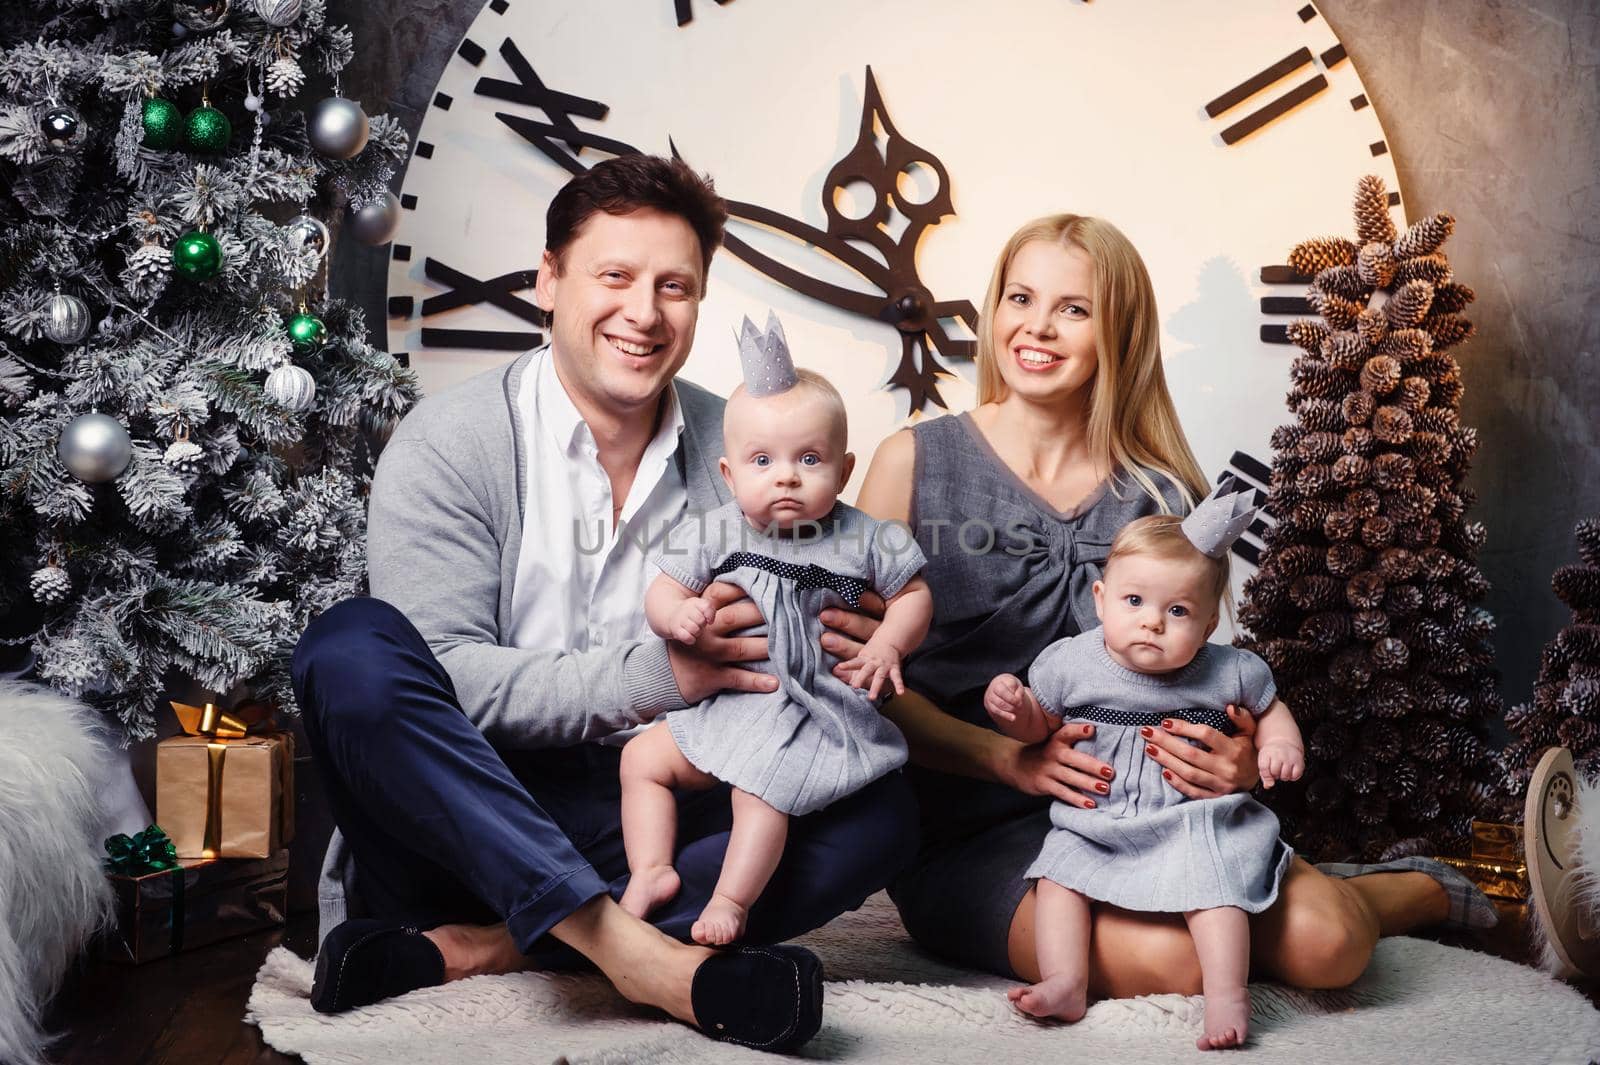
[619,865,681,920]
[1006,974,1087,1022]
[690,894,748,945]
[1197,987,1250,1050]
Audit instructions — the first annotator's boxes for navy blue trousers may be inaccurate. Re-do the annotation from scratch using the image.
[292,597,919,965]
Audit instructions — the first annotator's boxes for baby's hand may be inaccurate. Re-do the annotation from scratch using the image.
[984,674,1028,725]
[1258,741,1305,788]
[669,596,717,644]
[840,640,903,701]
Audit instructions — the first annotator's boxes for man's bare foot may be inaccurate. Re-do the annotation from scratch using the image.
[1006,974,1087,1022]
[620,864,681,920]
[421,922,525,982]
[691,893,749,945]
[1197,987,1250,1050]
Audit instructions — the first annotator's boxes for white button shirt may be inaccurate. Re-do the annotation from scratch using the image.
[508,349,687,742]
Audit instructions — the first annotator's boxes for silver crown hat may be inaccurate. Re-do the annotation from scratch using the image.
[1180,477,1262,559]
[737,311,800,397]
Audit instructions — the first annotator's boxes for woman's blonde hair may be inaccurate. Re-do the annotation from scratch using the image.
[976,214,1207,511]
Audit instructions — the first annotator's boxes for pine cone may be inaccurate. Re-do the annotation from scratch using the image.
[1293,499,1336,531]
[1413,408,1460,436]
[1411,787,1444,823]
[266,55,306,96]
[1360,514,1397,549]
[1332,453,1371,487]
[1323,510,1359,542]
[1403,516,1444,550]
[1433,376,1466,406]
[1308,289,1365,330]
[1355,308,1389,347]
[1381,836,1433,861]
[1370,453,1415,491]
[1430,282,1476,314]
[1342,426,1376,456]
[1449,726,1485,764]
[1290,236,1359,277]
[1360,355,1402,396]
[1276,544,1324,577]
[1575,518,1600,568]
[1353,175,1398,244]
[1326,542,1370,577]
[1345,488,1382,518]
[1372,406,1414,444]
[1310,721,1352,760]
[1362,824,1401,862]
[1385,758,1421,799]
[1393,253,1451,287]
[1271,424,1308,452]
[1423,313,1474,350]
[1385,583,1424,614]
[1371,636,1410,673]
[1321,331,1370,371]
[1306,775,1347,810]
[1346,571,1387,609]
[1295,431,1342,462]
[1394,212,1456,259]
[1357,241,1398,288]
[1355,793,1390,825]
[1290,575,1344,611]
[1297,399,1344,432]
[1384,280,1435,329]
[1353,609,1391,640]
[1376,548,1420,581]
[1363,720,1402,763]
[1340,751,1381,794]
[1285,319,1332,353]
[1341,390,1376,427]
[1412,354,1457,385]
[1554,564,1600,614]
[163,438,205,473]
[1378,328,1431,364]
[1415,719,1450,763]
[1561,677,1600,719]
[1398,377,1430,412]
[1296,463,1336,499]
[30,563,71,605]
[1261,638,1317,679]
[1315,264,1370,301]
[1301,611,1353,651]
[1411,431,1451,466]
[1292,358,1354,399]
[1331,645,1375,690]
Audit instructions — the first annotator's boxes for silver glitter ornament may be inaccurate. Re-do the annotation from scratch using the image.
[306,97,369,159]
[284,213,330,260]
[346,191,401,246]
[58,413,133,483]
[43,292,92,344]
[265,364,316,412]
[30,563,72,605]
[244,94,263,112]
[174,0,231,31]
[41,104,84,152]
[253,0,302,25]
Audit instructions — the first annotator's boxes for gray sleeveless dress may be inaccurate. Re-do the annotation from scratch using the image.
[655,500,926,816]
[886,412,1196,976]
[1023,631,1293,914]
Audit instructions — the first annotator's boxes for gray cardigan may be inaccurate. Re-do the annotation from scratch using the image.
[318,347,732,935]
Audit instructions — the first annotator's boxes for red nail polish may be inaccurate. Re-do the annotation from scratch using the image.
[1085,799,1097,809]
[1162,770,1173,781]
[1095,781,1109,794]
[1162,719,1174,730]
[1140,726,1153,738]
[1082,724,1094,736]
[1099,766,1114,780]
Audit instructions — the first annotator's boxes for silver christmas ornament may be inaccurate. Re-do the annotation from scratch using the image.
[58,412,133,483]
[43,292,92,344]
[40,104,84,152]
[174,0,231,31]
[265,363,316,412]
[284,213,330,260]
[347,191,402,246]
[244,94,263,112]
[30,563,72,606]
[171,21,189,38]
[307,97,369,159]
[254,0,303,26]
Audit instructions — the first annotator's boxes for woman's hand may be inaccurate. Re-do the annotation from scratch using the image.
[997,722,1113,810]
[817,593,887,683]
[1143,705,1260,799]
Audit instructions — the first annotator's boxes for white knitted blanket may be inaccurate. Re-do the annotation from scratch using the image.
[248,892,1600,1064]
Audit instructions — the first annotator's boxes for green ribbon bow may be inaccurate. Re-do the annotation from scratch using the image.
[104,824,180,876]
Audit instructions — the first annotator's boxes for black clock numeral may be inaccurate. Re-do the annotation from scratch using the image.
[1204,46,1329,145]
[1217,452,1274,566]
[420,328,542,351]
[674,0,731,26]
[474,39,639,175]
[415,258,545,351]
[1258,264,1308,344]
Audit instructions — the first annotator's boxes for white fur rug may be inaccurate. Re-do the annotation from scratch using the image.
[249,892,1600,1064]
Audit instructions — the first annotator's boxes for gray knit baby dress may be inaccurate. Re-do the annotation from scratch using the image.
[655,500,926,816]
[1023,629,1295,913]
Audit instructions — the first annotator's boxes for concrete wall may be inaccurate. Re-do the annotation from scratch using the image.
[332,0,1600,713]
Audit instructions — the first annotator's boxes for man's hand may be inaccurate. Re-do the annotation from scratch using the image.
[1258,740,1305,788]
[667,596,716,644]
[666,581,778,704]
[839,638,904,701]
[817,593,886,683]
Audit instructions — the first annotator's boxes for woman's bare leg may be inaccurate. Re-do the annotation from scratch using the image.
[1008,878,1092,1021]
[693,787,788,945]
[1186,906,1250,1050]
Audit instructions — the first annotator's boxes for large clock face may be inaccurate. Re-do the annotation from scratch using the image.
[385,0,1404,628]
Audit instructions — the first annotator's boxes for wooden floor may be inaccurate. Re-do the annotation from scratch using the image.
[42,898,1594,1065]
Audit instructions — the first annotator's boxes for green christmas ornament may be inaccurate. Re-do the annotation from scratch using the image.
[183,105,232,152]
[172,230,224,280]
[287,311,327,354]
[142,97,182,149]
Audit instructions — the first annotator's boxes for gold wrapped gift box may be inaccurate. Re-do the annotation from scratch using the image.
[105,850,288,964]
[1427,821,1529,902]
[156,730,295,859]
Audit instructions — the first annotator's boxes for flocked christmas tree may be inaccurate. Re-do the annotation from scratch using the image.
[1500,519,1600,797]
[1237,174,1505,862]
[0,0,418,740]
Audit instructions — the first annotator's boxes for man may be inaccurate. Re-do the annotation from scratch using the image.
[291,155,917,1053]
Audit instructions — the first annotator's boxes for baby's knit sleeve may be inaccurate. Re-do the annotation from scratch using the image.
[1026,636,1083,719]
[867,517,927,600]
[1236,648,1279,717]
[654,511,715,592]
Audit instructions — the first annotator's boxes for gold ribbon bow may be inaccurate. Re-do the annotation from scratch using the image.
[169,700,275,858]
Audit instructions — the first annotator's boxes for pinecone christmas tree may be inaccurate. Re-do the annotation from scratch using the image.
[1499,518,1600,798]
[1238,174,1505,862]
[0,4,419,739]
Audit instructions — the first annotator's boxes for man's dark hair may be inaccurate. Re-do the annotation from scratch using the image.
[544,154,729,284]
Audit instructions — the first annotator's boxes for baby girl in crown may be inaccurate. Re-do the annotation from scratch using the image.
[620,312,933,946]
[984,483,1305,1050]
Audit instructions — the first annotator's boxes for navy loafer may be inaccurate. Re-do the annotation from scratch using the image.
[310,918,446,1014]
[690,944,824,1053]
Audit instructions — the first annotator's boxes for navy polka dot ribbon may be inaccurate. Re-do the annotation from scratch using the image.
[1065,705,1237,736]
[711,552,869,607]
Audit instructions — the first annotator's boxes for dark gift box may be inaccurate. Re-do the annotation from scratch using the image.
[105,849,288,964]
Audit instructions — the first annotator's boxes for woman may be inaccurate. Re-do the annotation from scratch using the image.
[824,214,1495,999]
